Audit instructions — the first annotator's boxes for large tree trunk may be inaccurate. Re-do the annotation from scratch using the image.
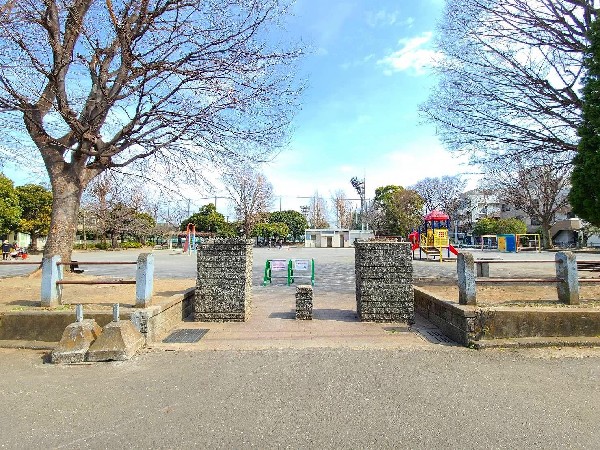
[43,176,86,263]
[29,234,38,252]
[541,221,552,249]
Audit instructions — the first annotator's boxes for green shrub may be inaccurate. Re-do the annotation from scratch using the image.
[93,242,110,250]
[121,241,143,249]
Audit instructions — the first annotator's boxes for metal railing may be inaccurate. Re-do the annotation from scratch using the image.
[41,254,154,308]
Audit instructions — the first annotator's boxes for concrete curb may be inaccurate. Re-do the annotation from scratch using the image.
[472,336,600,349]
[0,339,57,350]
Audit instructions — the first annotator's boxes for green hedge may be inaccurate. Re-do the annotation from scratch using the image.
[121,241,143,249]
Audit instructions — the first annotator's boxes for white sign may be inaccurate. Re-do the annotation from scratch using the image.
[270,259,287,271]
[294,259,310,271]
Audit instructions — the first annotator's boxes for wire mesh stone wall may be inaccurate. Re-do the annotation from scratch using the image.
[194,238,253,322]
[295,285,313,320]
[355,240,414,323]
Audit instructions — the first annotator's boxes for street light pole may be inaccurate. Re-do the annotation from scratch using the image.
[350,176,366,231]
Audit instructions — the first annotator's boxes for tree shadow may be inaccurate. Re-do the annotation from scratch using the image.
[268,309,359,322]
[7,300,39,308]
[155,289,194,297]
[313,308,359,322]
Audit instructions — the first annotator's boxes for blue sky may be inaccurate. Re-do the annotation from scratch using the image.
[3,0,475,218]
[260,0,472,213]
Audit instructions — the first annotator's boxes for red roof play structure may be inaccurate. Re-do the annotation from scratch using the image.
[423,210,450,221]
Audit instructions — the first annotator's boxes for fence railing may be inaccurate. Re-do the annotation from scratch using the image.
[41,254,154,308]
[457,252,594,306]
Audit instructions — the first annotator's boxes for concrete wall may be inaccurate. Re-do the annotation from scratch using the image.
[194,238,253,322]
[0,288,195,345]
[414,286,600,346]
[474,308,600,339]
[414,287,477,345]
[354,240,414,323]
[0,311,115,343]
[142,288,194,342]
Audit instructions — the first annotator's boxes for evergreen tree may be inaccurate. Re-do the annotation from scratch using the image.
[269,210,308,242]
[0,174,21,237]
[571,17,600,225]
[16,184,52,250]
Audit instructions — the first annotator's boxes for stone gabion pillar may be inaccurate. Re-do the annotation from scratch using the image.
[555,251,579,305]
[295,285,313,320]
[354,240,414,323]
[194,238,253,322]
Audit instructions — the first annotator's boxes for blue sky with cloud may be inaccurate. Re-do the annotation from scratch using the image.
[261,0,472,212]
[3,0,473,217]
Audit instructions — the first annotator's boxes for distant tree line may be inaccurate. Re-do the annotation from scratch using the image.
[0,173,52,250]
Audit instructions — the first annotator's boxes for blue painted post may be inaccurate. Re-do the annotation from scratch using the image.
[135,253,154,308]
[556,251,579,305]
[457,252,476,305]
[76,304,84,322]
[41,255,63,307]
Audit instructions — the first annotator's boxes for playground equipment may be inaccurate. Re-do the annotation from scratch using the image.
[480,234,498,251]
[409,210,458,261]
[516,233,541,252]
[479,233,541,252]
[182,223,196,254]
[497,234,517,252]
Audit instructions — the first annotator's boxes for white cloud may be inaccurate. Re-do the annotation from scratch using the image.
[366,9,399,27]
[377,32,443,76]
[364,138,476,194]
[261,136,479,213]
[401,17,415,28]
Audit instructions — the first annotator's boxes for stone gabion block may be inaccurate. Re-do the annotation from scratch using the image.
[354,240,414,323]
[194,238,253,322]
[295,285,313,320]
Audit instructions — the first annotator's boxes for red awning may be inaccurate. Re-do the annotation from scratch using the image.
[424,210,449,221]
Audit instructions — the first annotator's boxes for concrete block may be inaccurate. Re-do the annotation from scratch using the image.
[41,255,63,307]
[50,319,102,364]
[136,253,154,308]
[457,252,476,305]
[87,321,145,362]
[556,251,579,305]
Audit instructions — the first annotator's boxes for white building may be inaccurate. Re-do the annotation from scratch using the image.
[304,229,374,248]
[4,231,47,251]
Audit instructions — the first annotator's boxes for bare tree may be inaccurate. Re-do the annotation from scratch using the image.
[308,192,329,229]
[83,172,153,247]
[331,190,352,228]
[222,168,274,237]
[483,156,571,248]
[421,0,597,165]
[411,175,463,218]
[0,1,302,261]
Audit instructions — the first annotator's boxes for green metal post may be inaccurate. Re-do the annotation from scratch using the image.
[262,260,271,286]
[287,259,293,285]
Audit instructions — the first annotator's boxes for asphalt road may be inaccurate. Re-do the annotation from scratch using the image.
[2,247,600,448]
[1,346,600,449]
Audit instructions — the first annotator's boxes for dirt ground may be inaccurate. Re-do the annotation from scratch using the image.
[3,273,600,311]
[417,283,600,308]
[0,272,195,312]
